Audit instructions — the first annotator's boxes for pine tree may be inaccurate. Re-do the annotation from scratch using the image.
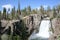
[11,7,15,19]
[6,12,9,20]
[47,6,51,12]
[21,8,27,17]
[0,11,1,20]
[56,4,60,13]
[26,6,31,15]
[17,0,21,19]
[47,6,51,16]
[3,8,6,19]
[32,9,37,14]
[0,11,1,40]
[40,6,44,15]
[52,7,57,18]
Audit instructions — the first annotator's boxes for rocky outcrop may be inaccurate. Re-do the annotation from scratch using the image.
[23,14,41,33]
[0,20,19,34]
[0,14,41,40]
[49,18,60,40]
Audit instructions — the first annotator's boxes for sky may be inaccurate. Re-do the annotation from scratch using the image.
[0,0,60,11]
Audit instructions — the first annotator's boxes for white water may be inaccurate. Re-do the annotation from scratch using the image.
[29,20,50,40]
[36,20,50,38]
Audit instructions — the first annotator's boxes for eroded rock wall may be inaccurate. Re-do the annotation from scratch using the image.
[23,14,41,33]
[49,18,60,40]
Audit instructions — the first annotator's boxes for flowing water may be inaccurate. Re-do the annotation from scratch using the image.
[29,20,50,40]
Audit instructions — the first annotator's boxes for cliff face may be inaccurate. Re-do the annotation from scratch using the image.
[23,14,41,33]
[49,18,60,40]
[1,20,19,34]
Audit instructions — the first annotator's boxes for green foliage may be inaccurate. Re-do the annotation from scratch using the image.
[26,6,31,15]
[1,4,60,20]
[1,35,21,40]
[40,5,44,14]
[57,35,60,40]
[18,20,28,40]
[21,8,27,17]
[3,8,6,19]
[0,11,1,20]
[47,6,51,12]
[52,7,57,18]
[32,9,37,14]
[11,7,15,19]
[57,14,60,18]
[27,6,31,12]
[21,6,32,17]
[56,4,60,13]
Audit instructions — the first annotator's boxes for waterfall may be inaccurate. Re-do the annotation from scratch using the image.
[29,19,50,40]
[36,20,50,38]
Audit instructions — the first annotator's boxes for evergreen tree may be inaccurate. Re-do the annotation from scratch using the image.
[11,8,14,19]
[47,6,51,12]
[40,6,44,15]
[17,0,21,19]
[52,7,57,18]
[0,11,1,40]
[32,9,37,14]
[0,11,1,20]
[26,6,31,15]
[27,6,31,12]
[17,9,21,19]
[21,8,27,17]
[6,12,9,20]
[3,8,6,19]
[47,6,51,16]
[56,4,60,13]
[11,7,15,19]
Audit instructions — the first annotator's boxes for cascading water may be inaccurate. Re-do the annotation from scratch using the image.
[29,19,51,40]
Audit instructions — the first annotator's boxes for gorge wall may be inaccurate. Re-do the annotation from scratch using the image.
[49,18,60,40]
